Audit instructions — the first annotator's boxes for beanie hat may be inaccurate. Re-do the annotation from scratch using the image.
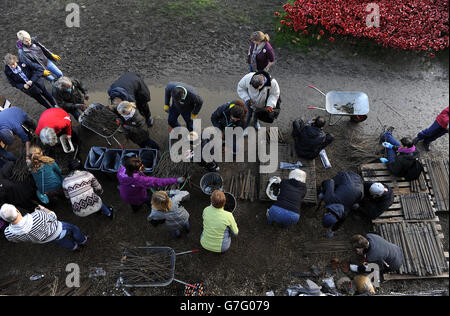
[369,183,385,196]
[322,212,337,228]
[40,127,57,146]
[0,204,18,223]
[289,169,307,183]
[0,129,14,145]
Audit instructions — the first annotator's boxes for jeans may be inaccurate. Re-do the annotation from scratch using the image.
[45,60,63,82]
[417,121,448,145]
[99,203,111,216]
[381,131,401,163]
[25,80,56,109]
[52,222,87,251]
[168,106,193,131]
[267,205,300,228]
[245,100,257,128]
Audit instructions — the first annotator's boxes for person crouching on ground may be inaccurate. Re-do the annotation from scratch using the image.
[117,156,184,212]
[355,182,394,220]
[350,234,404,273]
[52,76,89,121]
[0,204,88,252]
[200,190,239,254]
[117,101,160,150]
[292,116,334,160]
[267,169,307,228]
[63,159,114,219]
[148,190,191,239]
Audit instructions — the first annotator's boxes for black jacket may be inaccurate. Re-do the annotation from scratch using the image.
[365,233,404,272]
[387,150,420,178]
[108,72,151,107]
[165,82,203,115]
[122,109,150,145]
[17,37,57,69]
[211,102,246,131]
[274,179,307,214]
[359,182,394,219]
[292,119,333,159]
[322,171,364,213]
[52,79,88,112]
[4,62,43,91]
[0,161,37,210]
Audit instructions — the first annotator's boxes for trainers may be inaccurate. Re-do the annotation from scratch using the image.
[243,128,249,137]
[254,121,261,130]
[108,207,115,220]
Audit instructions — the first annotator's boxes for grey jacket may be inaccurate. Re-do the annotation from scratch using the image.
[147,191,190,230]
[365,233,404,271]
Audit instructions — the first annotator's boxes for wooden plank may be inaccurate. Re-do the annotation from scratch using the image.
[383,272,449,281]
[361,163,388,170]
[372,217,440,224]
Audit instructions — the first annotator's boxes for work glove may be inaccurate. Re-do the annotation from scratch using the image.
[116,119,121,126]
[267,107,275,113]
[51,54,61,61]
[43,70,52,77]
[191,113,198,120]
[380,158,389,164]
[350,264,359,273]
[177,177,186,184]
[382,142,394,149]
[164,105,170,113]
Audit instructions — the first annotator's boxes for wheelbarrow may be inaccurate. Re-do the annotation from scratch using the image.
[307,85,370,126]
[119,247,205,295]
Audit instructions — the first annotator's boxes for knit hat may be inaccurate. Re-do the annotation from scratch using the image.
[369,183,385,196]
[40,127,57,146]
[322,212,337,228]
[0,204,18,223]
[289,169,307,183]
[0,129,14,145]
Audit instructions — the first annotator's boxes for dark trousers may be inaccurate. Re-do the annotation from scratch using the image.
[417,121,448,145]
[24,81,56,109]
[138,138,160,151]
[168,106,193,131]
[137,102,151,121]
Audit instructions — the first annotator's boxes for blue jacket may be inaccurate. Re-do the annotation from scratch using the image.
[322,171,364,212]
[30,162,64,193]
[4,62,43,91]
[211,102,246,131]
[0,107,32,143]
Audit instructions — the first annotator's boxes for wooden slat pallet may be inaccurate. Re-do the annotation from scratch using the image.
[259,143,317,204]
[374,222,449,281]
[421,158,449,213]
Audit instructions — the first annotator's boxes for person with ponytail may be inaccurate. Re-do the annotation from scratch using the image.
[247,31,275,73]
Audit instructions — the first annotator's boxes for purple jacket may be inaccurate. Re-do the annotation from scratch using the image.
[248,42,275,71]
[117,166,178,205]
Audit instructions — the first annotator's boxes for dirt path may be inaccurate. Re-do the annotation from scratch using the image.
[0,0,448,296]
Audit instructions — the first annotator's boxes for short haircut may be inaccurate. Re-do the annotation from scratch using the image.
[313,116,326,128]
[250,75,264,89]
[54,76,72,89]
[401,137,414,148]
[4,54,18,65]
[230,100,248,120]
[69,159,83,172]
[17,30,31,42]
[0,204,18,223]
[211,190,226,209]
[172,86,186,102]
[351,234,369,250]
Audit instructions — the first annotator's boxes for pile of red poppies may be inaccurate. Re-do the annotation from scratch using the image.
[275,0,449,53]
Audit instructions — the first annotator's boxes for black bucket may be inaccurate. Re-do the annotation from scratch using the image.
[200,173,223,195]
[224,192,236,213]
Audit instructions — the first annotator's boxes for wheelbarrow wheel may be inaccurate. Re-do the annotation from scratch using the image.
[350,115,368,123]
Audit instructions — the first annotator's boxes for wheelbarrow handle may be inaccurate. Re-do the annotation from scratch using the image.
[173,279,198,289]
[175,249,200,256]
[307,85,327,97]
[308,106,327,111]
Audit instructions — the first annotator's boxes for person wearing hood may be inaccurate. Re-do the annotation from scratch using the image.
[356,182,394,220]
[0,106,35,164]
[0,161,37,211]
[237,71,280,132]
[319,171,364,235]
[380,128,422,180]
[351,234,404,273]
[164,82,203,132]
[117,156,184,212]
[52,76,89,121]
[0,204,88,252]
[292,116,334,159]
[267,169,307,228]
[16,30,63,82]
[108,72,153,127]
[4,53,56,109]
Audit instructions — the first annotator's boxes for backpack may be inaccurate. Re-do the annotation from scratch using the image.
[404,159,424,181]
[256,90,281,123]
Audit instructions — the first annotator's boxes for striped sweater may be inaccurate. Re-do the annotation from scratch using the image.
[4,210,62,244]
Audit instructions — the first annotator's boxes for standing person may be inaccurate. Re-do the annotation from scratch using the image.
[292,116,334,159]
[200,190,239,254]
[0,106,35,163]
[148,190,191,238]
[4,54,56,109]
[28,146,64,205]
[267,169,307,228]
[16,30,63,82]
[237,71,280,131]
[117,156,184,212]
[108,72,153,127]
[35,107,74,147]
[52,76,89,121]
[164,82,203,132]
[117,101,160,150]
[350,234,404,273]
[0,204,88,252]
[413,106,449,152]
[63,160,114,219]
[355,182,394,220]
[319,171,364,236]
[247,31,275,73]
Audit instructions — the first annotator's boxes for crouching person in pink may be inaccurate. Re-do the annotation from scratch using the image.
[0,204,88,251]
[117,156,185,212]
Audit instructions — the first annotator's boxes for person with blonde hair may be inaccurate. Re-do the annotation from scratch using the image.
[117,101,159,150]
[28,145,64,204]
[147,190,191,238]
[247,31,275,72]
[16,30,63,82]
[200,190,239,253]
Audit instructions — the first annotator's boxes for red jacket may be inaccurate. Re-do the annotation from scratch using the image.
[436,107,449,129]
[35,108,72,136]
